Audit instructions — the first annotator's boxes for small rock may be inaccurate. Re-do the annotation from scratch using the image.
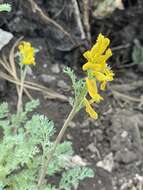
[96,153,114,172]
[69,121,76,128]
[83,129,89,133]
[87,143,99,154]
[43,64,48,68]
[121,131,128,138]
[82,119,90,128]
[66,134,73,140]
[71,155,87,167]
[115,149,137,164]
[0,79,7,96]
[40,74,56,83]
[51,64,60,74]
[138,63,143,72]
[0,28,13,50]
[93,129,104,142]
[57,80,70,90]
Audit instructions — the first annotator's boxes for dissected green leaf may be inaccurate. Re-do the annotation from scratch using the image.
[25,99,39,113]
[59,167,94,190]
[132,39,143,65]
[0,103,9,119]
[0,101,94,189]
[0,3,11,12]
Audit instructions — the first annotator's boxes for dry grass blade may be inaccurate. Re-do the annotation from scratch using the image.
[111,89,141,103]
[71,0,86,40]
[83,0,91,42]
[0,38,68,102]
[27,0,75,44]
[0,71,67,101]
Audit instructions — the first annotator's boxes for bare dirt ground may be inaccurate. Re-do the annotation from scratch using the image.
[0,0,143,189]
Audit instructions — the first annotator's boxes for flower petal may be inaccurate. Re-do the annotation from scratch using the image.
[84,98,98,119]
[100,81,107,91]
[86,78,103,102]
[18,41,36,65]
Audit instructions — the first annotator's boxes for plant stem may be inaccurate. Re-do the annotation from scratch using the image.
[17,66,27,113]
[37,105,77,187]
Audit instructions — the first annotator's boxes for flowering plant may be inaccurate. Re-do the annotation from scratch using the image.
[0,33,114,189]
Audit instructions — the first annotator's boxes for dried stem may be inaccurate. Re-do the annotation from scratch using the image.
[27,0,75,44]
[71,0,86,40]
[0,36,68,102]
[0,71,67,101]
[83,0,91,42]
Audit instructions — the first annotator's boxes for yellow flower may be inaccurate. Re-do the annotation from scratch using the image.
[18,41,35,65]
[82,33,114,119]
[82,33,114,91]
[83,34,112,66]
[93,67,114,90]
[84,98,98,119]
[86,78,103,102]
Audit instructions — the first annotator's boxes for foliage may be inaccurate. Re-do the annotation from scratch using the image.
[59,167,94,190]
[63,67,86,108]
[0,3,11,12]
[0,100,94,190]
[132,39,143,65]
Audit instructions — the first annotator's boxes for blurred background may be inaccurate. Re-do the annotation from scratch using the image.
[0,0,143,189]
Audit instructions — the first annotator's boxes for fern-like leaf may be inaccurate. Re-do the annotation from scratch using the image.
[59,167,94,190]
[0,3,11,12]
[0,103,9,119]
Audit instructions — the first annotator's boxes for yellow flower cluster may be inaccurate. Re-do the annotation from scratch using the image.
[18,41,35,65]
[83,33,114,119]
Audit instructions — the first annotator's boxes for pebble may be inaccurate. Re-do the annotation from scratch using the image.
[66,134,73,140]
[71,155,87,167]
[0,28,13,50]
[43,64,48,68]
[40,74,56,83]
[121,131,128,138]
[51,64,60,74]
[93,129,103,142]
[0,79,7,96]
[96,153,114,172]
[82,119,90,128]
[69,121,76,128]
[115,149,137,164]
[87,143,98,153]
[57,80,70,90]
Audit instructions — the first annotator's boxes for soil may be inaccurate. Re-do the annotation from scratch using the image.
[0,0,143,190]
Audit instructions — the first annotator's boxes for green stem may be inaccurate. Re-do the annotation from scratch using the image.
[17,66,27,113]
[37,105,77,187]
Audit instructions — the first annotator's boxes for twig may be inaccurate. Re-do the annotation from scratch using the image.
[53,1,66,18]
[27,0,75,44]
[0,37,68,102]
[0,71,68,101]
[111,90,141,103]
[83,0,91,42]
[116,62,136,69]
[111,81,143,92]
[9,36,24,96]
[9,36,23,78]
[71,0,86,40]
[0,57,33,100]
[111,43,130,51]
